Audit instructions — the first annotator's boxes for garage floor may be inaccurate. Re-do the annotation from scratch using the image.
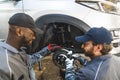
[34,55,64,80]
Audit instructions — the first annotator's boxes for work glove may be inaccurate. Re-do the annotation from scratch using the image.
[65,58,74,70]
[74,56,88,66]
[47,44,62,51]
[60,54,74,70]
[38,44,62,57]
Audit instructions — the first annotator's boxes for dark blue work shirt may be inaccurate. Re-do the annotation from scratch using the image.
[66,54,120,80]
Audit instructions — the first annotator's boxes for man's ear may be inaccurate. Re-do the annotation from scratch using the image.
[98,44,103,51]
[16,27,24,36]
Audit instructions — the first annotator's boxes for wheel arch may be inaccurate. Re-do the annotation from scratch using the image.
[35,14,90,32]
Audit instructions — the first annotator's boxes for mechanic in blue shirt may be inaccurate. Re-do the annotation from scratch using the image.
[0,13,61,80]
[65,27,120,80]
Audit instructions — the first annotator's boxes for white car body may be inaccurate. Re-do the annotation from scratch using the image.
[0,0,120,54]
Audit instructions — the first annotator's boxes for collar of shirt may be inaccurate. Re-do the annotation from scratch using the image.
[0,42,19,54]
[90,54,112,63]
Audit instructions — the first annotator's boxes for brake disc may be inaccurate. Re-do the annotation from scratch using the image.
[52,48,87,70]
[52,48,70,69]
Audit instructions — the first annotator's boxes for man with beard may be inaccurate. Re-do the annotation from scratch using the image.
[64,27,120,80]
[0,13,61,80]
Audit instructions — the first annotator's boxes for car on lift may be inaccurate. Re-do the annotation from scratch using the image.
[0,0,120,54]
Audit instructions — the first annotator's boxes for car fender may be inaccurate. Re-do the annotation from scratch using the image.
[35,14,90,32]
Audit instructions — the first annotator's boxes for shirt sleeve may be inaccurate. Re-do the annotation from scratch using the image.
[65,68,76,80]
[65,67,92,80]
[27,47,51,68]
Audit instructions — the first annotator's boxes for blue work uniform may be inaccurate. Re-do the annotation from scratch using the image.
[0,42,51,80]
[66,54,120,80]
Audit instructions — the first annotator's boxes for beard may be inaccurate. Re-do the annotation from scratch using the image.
[20,37,33,54]
[83,47,95,59]
[20,36,32,47]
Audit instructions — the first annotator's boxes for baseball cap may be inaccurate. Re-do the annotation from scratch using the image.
[75,27,113,44]
[8,13,43,34]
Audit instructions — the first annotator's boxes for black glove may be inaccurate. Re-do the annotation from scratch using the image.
[48,44,62,51]
[75,56,88,66]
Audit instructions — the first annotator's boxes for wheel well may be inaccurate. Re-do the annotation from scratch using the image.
[34,14,90,52]
[36,14,90,31]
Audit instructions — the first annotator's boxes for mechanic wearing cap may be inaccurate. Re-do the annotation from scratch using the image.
[65,27,120,80]
[0,13,61,80]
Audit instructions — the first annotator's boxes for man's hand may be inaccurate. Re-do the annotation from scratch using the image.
[60,54,74,70]
[75,56,88,66]
[65,58,74,70]
[48,44,62,51]
[35,44,61,57]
